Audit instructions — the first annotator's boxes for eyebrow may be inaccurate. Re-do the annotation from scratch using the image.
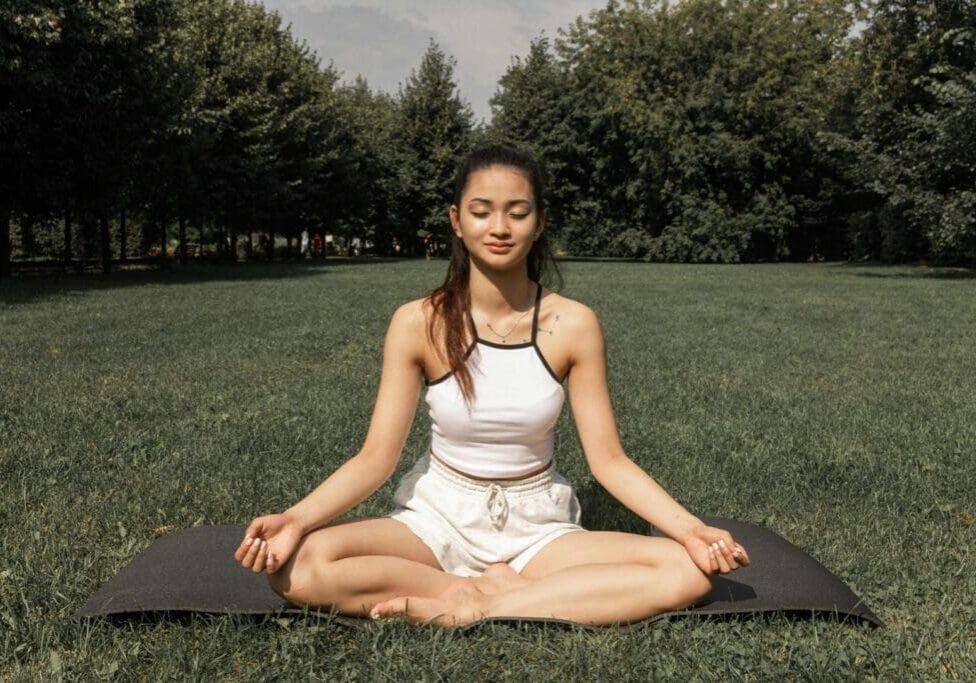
[467,198,532,207]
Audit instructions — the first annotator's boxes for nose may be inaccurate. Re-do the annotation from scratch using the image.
[489,211,511,238]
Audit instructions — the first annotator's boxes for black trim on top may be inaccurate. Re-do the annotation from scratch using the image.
[533,344,564,384]
[467,310,479,344]
[530,281,542,344]
[469,281,542,347]
[528,282,565,383]
[426,283,564,385]
[424,342,476,386]
[475,338,533,349]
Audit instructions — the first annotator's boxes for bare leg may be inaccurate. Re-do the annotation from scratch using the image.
[267,518,531,617]
[370,532,712,627]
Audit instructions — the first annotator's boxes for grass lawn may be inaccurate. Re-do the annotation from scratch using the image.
[1,259,974,680]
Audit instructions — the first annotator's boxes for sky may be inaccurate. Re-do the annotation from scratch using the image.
[258,0,608,123]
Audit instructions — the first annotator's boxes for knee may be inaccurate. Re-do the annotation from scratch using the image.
[674,556,713,609]
[654,542,712,610]
[267,556,321,606]
[684,567,714,606]
[267,565,292,600]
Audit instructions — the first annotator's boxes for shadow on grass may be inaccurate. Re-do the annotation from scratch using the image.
[0,258,414,306]
[576,479,652,535]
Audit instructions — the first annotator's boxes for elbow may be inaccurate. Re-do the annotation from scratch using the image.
[353,448,399,482]
[589,449,629,484]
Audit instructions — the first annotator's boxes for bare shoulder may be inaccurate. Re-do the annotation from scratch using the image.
[391,297,428,329]
[541,290,602,337]
[386,298,428,361]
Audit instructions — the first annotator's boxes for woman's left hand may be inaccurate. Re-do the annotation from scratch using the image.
[682,525,751,576]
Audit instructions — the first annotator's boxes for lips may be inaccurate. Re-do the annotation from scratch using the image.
[486,243,514,253]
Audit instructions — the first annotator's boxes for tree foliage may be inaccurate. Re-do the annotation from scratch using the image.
[837,0,976,264]
[396,41,474,250]
[492,0,859,262]
[3,0,975,272]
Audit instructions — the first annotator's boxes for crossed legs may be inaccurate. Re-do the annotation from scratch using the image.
[268,518,712,626]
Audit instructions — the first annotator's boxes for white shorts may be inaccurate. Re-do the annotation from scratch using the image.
[389,453,585,577]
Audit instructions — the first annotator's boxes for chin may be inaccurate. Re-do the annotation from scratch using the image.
[474,252,527,272]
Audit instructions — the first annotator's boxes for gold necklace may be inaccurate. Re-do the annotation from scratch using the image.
[484,285,535,343]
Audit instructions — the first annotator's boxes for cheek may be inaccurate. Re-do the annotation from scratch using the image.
[456,215,484,237]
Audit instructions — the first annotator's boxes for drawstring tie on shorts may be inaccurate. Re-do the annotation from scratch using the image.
[486,483,509,530]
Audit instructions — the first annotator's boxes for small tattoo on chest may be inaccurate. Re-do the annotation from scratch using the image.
[537,313,560,336]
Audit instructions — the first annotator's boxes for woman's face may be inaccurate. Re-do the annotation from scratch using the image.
[450,164,544,272]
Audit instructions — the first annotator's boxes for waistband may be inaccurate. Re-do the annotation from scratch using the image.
[425,452,556,496]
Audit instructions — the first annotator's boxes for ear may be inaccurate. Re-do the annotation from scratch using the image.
[534,210,546,240]
[449,205,462,238]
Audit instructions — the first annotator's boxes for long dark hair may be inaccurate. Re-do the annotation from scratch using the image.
[426,144,561,403]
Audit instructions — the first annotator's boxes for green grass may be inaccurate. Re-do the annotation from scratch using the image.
[1,260,974,680]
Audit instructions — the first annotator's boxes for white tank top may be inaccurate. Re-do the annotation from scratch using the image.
[425,283,565,479]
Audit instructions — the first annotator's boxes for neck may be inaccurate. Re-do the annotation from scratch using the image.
[468,262,533,317]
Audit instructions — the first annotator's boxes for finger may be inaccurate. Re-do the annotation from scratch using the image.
[732,543,751,566]
[267,552,278,574]
[707,544,719,574]
[234,536,256,562]
[711,542,731,573]
[245,518,265,539]
[252,540,269,573]
[242,536,262,569]
[691,549,712,576]
[717,539,739,570]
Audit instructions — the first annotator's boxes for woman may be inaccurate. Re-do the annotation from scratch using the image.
[234,145,749,626]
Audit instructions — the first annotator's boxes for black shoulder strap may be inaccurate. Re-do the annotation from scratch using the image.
[530,281,542,343]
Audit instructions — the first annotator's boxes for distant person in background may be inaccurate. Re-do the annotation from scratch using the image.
[258,231,272,262]
[300,229,310,259]
[236,144,749,627]
[312,234,322,257]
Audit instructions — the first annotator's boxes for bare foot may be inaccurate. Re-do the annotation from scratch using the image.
[370,580,492,627]
[474,563,531,596]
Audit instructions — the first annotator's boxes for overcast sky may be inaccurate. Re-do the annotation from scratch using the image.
[258,0,608,123]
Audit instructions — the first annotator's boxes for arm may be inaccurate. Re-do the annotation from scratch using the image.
[236,300,426,573]
[565,305,748,573]
[282,301,426,533]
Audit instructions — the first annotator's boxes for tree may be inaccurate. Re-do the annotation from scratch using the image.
[396,41,473,254]
[492,0,859,261]
[0,0,64,275]
[840,1,976,264]
[333,78,400,254]
[489,37,580,253]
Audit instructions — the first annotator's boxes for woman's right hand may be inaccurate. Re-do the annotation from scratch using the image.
[234,513,304,575]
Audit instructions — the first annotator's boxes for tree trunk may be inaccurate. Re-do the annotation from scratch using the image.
[286,232,293,259]
[0,204,11,277]
[100,213,112,274]
[178,213,187,263]
[216,222,225,258]
[159,215,167,262]
[63,211,73,267]
[230,227,239,262]
[119,208,127,262]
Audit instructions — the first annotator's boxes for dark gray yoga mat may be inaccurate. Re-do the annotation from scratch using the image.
[74,517,881,629]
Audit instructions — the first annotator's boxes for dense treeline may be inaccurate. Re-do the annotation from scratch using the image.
[2,0,974,275]
[0,0,472,273]
[490,0,976,264]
